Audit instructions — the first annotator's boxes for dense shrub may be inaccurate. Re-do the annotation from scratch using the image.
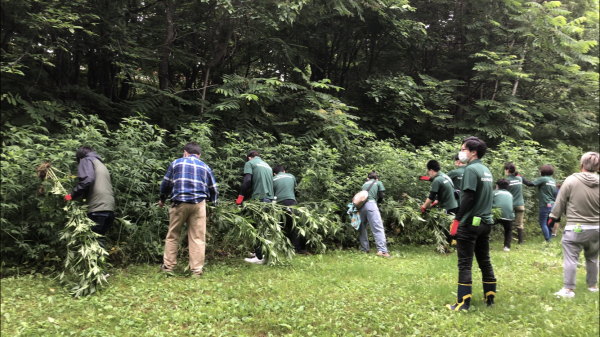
[1,115,581,272]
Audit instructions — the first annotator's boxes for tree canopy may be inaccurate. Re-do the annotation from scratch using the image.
[1,0,598,148]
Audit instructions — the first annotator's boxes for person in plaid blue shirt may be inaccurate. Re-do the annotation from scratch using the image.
[158,142,218,276]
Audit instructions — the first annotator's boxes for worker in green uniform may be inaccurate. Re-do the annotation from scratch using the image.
[521,164,556,242]
[504,163,525,245]
[236,150,274,264]
[272,165,305,254]
[447,136,496,311]
[493,179,515,251]
[420,160,459,215]
[447,153,467,192]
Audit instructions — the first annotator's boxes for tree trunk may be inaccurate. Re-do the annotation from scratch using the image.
[512,44,527,96]
[159,0,175,91]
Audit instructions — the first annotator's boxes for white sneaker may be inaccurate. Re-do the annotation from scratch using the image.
[554,288,575,298]
[244,257,264,264]
[503,247,510,252]
[249,252,256,258]
[589,287,599,292]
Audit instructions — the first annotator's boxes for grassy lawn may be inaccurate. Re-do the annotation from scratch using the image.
[1,235,599,336]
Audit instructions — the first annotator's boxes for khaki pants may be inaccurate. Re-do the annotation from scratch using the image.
[163,201,206,275]
[513,205,525,230]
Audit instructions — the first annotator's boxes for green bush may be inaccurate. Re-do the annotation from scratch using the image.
[1,114,584,284]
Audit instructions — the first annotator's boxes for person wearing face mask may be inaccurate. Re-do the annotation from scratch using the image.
[504,163,525,245]
[447,154,467,192]
[521,164,557,242]
[446,136,496,311]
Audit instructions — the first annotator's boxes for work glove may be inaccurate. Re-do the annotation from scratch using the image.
[65,194,72,201]
[450,219,460,236]
[235,195,244,205]
[547,218,556,228]
[421,205,426,213]
[431,200,439,208]
[419,176,432,182]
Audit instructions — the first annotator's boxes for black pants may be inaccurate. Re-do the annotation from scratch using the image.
[456,221,496,284]
[87,211,115,249]
[496,219,513,248]
[280,199,301,252]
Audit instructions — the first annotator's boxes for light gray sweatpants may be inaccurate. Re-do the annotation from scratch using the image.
[562,229,599,289]
[359,201,388,253]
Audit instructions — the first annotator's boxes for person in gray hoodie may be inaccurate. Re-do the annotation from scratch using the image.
[549,152,599,298]
[66,146,116,249]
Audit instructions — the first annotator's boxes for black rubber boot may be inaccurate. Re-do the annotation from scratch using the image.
[483,282,496,307]
[517,228,524,245]
[447,284,472,311]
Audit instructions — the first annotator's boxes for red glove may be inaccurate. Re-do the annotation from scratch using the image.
[450,220,460,236]
[235,195,244,205]
[419,176,432,181]
[65,194,72,201]
[421,205,426,213]
[431,200,439,208]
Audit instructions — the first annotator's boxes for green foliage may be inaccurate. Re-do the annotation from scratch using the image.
[2,113,585,283]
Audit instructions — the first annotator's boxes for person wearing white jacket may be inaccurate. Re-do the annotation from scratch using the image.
[549,152,600,298]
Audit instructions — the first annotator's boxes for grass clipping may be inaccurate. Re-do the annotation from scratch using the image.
[38,163,109,297]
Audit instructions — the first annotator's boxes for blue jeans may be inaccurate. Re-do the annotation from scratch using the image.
[359,201,388,253]
[538,205,553,242]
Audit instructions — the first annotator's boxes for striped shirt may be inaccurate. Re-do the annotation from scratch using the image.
[160,155,218,204]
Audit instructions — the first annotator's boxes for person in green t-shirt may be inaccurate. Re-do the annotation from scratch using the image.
[237,150,274,265]
[447,153,467,192]
[358,171,390,258]
[446,136,496,312]
[272,165,306,254]
[493,179,515,251]
[503,163,525,245]
[522,164,556,243]
[420,160,459,215]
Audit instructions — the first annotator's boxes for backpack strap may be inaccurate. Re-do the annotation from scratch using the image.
[366,179,377,192]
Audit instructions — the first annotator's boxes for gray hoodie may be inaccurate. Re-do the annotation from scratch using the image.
[550,172,599,227]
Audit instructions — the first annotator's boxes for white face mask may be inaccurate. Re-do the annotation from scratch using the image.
[458,151,471,164]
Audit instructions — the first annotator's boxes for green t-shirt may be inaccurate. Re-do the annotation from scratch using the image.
[273,172,297,202]
[532,176,556,207]
[460,159,494,226]
[431,172,458,210]
[243,157,274,200]
[447,166,466,191]
[493,189,515,220]
[506,175,524,207]
[362,179,385,201]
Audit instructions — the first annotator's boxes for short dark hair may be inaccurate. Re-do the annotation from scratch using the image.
[427,160,441,172]
[504,163,516,174]
[76,146,94,161]
[496,178,509,190]
[183,142,201,155]
[540,164,554,176]
[454,154,460,161]
[368,170,377,179]
[273,165,285,175]
[462,136,487,158]
[247,150,259,158]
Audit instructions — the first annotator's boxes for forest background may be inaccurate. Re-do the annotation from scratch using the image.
[1,0,599,291]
